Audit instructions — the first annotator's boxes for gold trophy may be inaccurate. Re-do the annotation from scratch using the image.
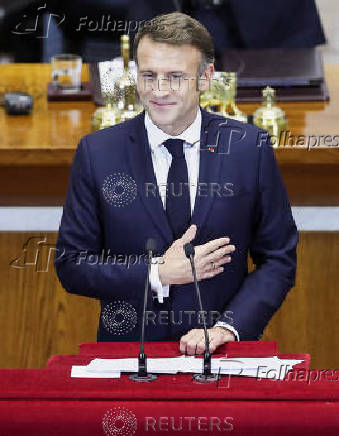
[199,72,224,114]
[91,35,142,131]
[200,72,247,123]
[253,86,287,147]
[91,100,117,131]
[221,72,247,123]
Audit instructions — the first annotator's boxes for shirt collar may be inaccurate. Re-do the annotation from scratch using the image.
[144,106,201,152]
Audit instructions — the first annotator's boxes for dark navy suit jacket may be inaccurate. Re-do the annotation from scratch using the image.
[55,107,298,342]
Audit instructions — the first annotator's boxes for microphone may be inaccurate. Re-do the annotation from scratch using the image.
[129,238,158,382]
[145,238,157,253]
[184,242,220,383]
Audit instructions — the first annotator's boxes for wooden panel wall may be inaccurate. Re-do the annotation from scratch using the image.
[0,232,100,369]
[0,231,338,369]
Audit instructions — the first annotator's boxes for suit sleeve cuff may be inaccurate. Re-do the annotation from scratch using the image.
[150,258,169,303]
[214,322,240,341]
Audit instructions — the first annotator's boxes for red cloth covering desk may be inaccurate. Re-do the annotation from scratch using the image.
[0,341,338,435]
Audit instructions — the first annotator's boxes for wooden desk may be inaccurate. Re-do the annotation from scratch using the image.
[0,63,338,205]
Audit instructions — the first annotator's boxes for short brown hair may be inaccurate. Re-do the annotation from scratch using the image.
[133,12,215,76]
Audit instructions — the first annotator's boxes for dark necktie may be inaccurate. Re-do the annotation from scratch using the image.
[163,138,191,239]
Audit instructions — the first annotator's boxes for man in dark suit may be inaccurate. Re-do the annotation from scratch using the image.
[54,12,298,355]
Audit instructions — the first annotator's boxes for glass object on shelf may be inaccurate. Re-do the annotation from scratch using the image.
[253,86,287,147]
[112,35,142,123]
[51,54,82,93]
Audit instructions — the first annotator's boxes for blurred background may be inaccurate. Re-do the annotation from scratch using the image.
[0,0,334,63]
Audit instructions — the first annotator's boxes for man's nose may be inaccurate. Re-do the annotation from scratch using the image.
[152,77,171,97]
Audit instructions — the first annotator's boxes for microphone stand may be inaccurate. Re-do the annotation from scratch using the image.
[129,239,158,382]
[184,243,220,383]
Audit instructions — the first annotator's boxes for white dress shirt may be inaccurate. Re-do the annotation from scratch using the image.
[145,106,239,341]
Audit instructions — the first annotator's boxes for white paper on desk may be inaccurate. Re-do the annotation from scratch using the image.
[75,356,304,380]
[71,365,121,378]
[87,358,138,373]
[147,357,193,373]
[87,357,195,374]
[165,356,287,373]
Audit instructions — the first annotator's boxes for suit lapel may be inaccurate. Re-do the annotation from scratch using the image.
[127,111,173,245]
[190,108,224,231]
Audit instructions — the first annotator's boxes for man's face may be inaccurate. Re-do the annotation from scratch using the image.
[136,35,213,135]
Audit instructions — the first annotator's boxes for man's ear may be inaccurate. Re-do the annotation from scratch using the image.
[198,63,215,92]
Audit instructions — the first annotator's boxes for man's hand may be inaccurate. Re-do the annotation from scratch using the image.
[180,327,236,355]
[158,224,235,286]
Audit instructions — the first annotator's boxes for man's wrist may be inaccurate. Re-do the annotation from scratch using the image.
[213,326,236,341]
[158,262,170,286]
